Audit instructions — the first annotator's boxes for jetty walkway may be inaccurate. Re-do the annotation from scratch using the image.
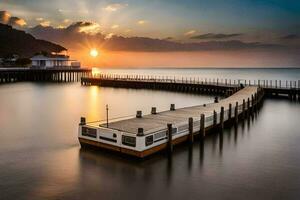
[105,86,260,135]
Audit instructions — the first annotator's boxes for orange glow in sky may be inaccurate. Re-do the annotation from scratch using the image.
[69,49,300,68]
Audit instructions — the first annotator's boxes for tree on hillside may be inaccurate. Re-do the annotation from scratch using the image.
[15,58,31,67]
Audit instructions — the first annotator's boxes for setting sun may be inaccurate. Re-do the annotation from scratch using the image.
[90,49,99,57]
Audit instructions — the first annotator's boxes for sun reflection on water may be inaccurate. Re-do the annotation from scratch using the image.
[92,67,102,76]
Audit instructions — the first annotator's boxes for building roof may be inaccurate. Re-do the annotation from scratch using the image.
[31,54,70,61]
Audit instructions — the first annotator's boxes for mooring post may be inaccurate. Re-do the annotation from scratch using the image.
[167,123,173,153]
[220,107,224,131]
[214,96,219,103]
[200,114,205,139]
[235,102,239,125]
[151,107,157,114]
[80,117,86,125]
[188,117,194,143]
[170,104,175,111]
[136,110,142,118]
[137,128,144,136]
[106,104,109,127]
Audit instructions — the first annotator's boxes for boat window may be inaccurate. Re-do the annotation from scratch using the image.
[154,131,166,141]
[172,127,178,134]
[82,127,97,138]
[145,135,153,146]
[122,135,136,147]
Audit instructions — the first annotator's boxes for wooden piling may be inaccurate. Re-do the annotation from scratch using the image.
[188,117,194,143]
[235,102,239,125]
[167,123,173,153]
[254,93,258,112]
[213,110,217,128]
[220,107,224,131]
[251,94,254,114]
[200,114,205,139]
[247,98,250,117]
[242,99,245,120]
[228,103,232,120]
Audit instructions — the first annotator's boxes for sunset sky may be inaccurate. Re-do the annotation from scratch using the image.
[1,0,300,67]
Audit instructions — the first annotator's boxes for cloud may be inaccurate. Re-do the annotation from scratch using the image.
[190,33,243,40]
[111,24,119,29]
[66,21,100,34]
[35,17,53,27]
[36,17,44,22]
[137,20,147,25]
[40,20,51,27]
[280,34,299,40]
[104,3,128,12]
[28,21,287,53]
[105,33,115,39]
[28,22,105,49]
[56,25,66,29]
[0,11,27,27]
[0,11,11,24]
[163,37,174,41]
[58,8,89,14]
[184,30,196,36]
[63,19,71,24]
[102,37,283,52]
[8,17,27,26]
[31,21,102,35]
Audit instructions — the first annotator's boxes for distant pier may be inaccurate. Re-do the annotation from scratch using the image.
[0,68,92,83]
[81,74,300,100]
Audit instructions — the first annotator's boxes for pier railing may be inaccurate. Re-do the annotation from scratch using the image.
[140,87,263,138]
[87,73,300,89]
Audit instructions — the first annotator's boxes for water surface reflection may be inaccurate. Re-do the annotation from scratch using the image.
[1,82,300,200]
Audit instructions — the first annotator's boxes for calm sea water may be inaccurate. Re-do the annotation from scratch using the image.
[0,68,300,200]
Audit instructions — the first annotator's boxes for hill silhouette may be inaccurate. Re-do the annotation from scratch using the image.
[0,23,66,58]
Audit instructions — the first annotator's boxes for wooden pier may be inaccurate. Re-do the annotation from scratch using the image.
[105,87,260,134]
[0,68,92,83]
[79,85,264,158]
[81,74,300,100]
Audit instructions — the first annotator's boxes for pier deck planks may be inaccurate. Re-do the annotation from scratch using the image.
[93,87,258,135]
